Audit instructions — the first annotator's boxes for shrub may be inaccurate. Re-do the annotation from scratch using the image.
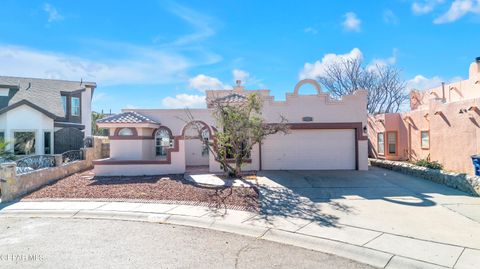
[415,159,443,170]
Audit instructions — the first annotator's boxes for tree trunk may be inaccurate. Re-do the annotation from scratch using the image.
[234,157,242,178]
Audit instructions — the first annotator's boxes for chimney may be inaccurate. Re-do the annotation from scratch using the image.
[441,82,446,102]
[469,57,480,82]
[234,80,244,92]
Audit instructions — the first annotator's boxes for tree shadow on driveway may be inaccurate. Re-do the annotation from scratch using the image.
[253,167,475,227]
[256,185,343,227]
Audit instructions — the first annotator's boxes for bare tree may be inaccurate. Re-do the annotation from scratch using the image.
[184,93,288,178]
[318,57,407,113]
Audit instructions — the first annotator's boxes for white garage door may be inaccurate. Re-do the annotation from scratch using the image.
[261,129,356,170]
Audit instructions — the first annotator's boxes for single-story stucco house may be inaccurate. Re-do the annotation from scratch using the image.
[94,79,368,176]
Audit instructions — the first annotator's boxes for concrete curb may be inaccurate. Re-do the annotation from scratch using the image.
[0,203,459,269]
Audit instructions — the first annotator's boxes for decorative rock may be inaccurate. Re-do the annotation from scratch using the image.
[369,159,480,196]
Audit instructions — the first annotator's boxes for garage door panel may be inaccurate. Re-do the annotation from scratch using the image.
[262,129,355,170]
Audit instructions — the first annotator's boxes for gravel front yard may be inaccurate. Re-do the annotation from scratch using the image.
[23,170,259,211]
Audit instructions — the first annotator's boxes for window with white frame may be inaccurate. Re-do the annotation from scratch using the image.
[421,131,430,149]
[71,97,80,116]
[387,132,397,155]
[377,133,385,155]
[155,128,172,157]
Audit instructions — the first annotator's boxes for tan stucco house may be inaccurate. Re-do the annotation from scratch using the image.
[368,58,480,175]
[94,79,368,176]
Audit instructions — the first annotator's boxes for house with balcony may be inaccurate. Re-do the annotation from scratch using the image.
[0,76,96,156]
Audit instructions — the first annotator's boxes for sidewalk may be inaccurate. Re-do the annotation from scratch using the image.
[1,200,478,269]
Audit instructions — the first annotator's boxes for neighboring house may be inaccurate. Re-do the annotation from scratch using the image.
[0,76,96,156]
[368,57,480,175]
[94,79,368,176]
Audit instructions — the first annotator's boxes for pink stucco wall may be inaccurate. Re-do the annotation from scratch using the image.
[369,59,480,175]
[95,79,368,176]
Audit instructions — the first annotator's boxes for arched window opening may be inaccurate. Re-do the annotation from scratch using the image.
[118,128,134,136]
[155,128,172,158]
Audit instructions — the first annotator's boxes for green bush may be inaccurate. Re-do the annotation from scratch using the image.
[415,159,443,170]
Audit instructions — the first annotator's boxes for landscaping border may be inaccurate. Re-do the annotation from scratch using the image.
[369,158,480,196]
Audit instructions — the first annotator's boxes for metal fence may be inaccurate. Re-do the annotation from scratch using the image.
[62,150,84,164]
[13,150,85,175]
[15,155,56,174]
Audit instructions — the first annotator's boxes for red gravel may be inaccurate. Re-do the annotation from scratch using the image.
[24,170,259,211]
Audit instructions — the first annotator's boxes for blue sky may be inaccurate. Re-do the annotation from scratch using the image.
[0,0,479,112]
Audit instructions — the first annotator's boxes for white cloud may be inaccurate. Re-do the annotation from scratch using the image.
[188,74,228,92]
[43,3,63,22]
[342,12,361,32]
[434,0,480,24]
[407,75,443,90]
[366,49,398,72]
[383,9,399,24]
[406,75,463,90]
[0,3,223,86]
[299,48,363,80]
[0,44,200,86]
[165,3,216,46]
[232,69,250,84]
[161,94,206,108]
[412,0,444,14]
[92,92,108,103]
[304,27,318,35]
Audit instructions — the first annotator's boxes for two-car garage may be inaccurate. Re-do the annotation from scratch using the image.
[261,129,357,170]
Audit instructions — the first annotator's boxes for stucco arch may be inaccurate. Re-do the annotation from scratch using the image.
[293,79,322,95]
[181,120,213,138]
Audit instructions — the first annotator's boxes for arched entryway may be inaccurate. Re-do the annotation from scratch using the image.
[182,121,211,173]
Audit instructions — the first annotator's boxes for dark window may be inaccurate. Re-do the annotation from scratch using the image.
[0,131,4,143]
[226,140,250,159]
[201,128,209,156]
[44,131,52,154]
[14,132,36,155]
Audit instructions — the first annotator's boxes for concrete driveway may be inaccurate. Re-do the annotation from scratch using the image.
[255,166,480,268]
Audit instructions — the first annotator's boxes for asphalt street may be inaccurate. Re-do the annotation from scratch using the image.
[0,217,374,269]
